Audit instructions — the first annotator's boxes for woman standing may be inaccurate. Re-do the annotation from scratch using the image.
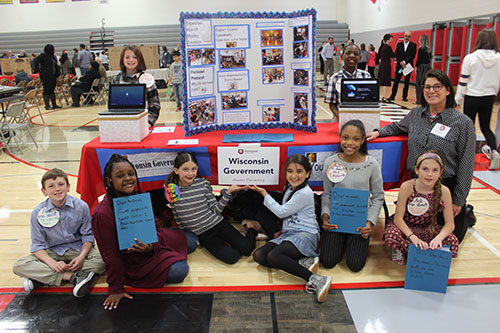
[378,34,395,102]
[367,44,377,77]
[456,29,500,170]
[33,44,61,110]
[367,70,476,243]
[415,35,432,105]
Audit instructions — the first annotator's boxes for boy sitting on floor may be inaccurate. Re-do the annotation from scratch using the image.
[13,168,105,297]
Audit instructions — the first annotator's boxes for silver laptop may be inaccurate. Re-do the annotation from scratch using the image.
[98,84,146,115]
[339,78,380,108]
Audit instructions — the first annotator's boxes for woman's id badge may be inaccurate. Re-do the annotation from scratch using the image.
[327,162,347,183]
[37,207,60,228]
[407,197,429,216]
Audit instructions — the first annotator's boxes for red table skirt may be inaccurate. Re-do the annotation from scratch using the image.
[77,122,409,213]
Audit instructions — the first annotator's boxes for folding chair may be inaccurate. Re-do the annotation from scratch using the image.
[0,101,38,153]
[94,77,108,105]
[81,78,101,105]
[55,76,70,106]
[24,89,45,123]
[0,78,10,86]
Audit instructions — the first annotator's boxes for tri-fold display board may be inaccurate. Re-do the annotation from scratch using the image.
[180,9,317,136]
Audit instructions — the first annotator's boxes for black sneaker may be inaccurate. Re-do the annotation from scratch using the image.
[71,271,98,298]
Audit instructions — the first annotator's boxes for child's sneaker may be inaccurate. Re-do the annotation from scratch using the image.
[305,274,331,303]
[391,248,405,265]
[71,271,98,298]
[481,145,492,160]
[176,107,181,112]
[298,257,319,274]
[490,150,500,170]
[23,278,43,294]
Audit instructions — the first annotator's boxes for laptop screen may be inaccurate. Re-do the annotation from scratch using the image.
[340,79,379,103]
[108,84,146,109]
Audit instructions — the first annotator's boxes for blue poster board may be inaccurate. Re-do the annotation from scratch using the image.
[113,193,158,251]
[329,187,369,234]
[404,244,452,294]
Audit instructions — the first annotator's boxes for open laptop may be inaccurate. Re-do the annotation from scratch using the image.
[98,83,147,115]
[339,78,380,108]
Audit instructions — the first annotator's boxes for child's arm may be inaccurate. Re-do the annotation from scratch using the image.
[429,185,455,249]
[358,160,386,238]
[204,180,246,215]
[320,159,337,230]
[68,204,95,272]
[167,69,172,85]
[393,181,429,250]
[68,242,93,272]
[251,185,310,219]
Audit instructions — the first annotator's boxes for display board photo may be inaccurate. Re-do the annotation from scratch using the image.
[180,9,317,136]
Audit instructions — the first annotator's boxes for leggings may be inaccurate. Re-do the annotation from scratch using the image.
[198,218,257,264]
[253,241,312,281]
[320,231,369,272]
[464,95,497,151]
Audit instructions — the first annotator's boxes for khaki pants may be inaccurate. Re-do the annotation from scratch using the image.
[324,58,334,82]
[13,248,105,286]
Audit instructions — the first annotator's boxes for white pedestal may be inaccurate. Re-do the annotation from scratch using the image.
[338,107,380,134]
[98,111,149,142]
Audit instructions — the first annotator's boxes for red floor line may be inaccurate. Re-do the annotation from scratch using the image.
[472,176,500,195]
[30,108,97,128]
[4,150,78,178]
[1,277,499,295]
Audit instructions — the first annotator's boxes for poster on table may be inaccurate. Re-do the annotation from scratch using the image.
[180,9,317,136]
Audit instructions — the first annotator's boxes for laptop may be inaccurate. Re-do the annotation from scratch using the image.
[339,78,380,108]
[98,84,147,115]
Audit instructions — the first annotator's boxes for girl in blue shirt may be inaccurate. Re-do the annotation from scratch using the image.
[250,154,331,303]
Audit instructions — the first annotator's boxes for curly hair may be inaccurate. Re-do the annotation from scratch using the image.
[102,154,140,202]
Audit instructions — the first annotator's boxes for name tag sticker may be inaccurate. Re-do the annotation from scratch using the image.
[430,123,451,138]
[37,207,60,228]
[327,162,347,183]
[407,197,429,216]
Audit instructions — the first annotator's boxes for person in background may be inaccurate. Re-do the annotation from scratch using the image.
[71,48,79,74]
[14,65,32,85]
[3,50,15,59]
[318,41,327,75]
[366,44,377,77]
[18,50,28,58]
[33,44,62,110]
[358,43,369,70]
[161,46,173,68]
[70,61,101,107]
[321,37,337,83]
[30,53,38,74]
[112,45,161,126]
[378,34,395,103]
[100,50,109,70]
[77,44,92,76]
[389,31,417,102]
[455,28,500,170]
[59,51,70,76]
[415,35,432,105]
[168,50,183,112]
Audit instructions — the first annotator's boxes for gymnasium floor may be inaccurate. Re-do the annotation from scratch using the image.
[0,81,499,332]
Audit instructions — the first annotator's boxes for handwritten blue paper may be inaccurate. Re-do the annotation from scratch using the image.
[113,193,158,251]
[329,187,369,234]
[222,133,294,143]
[404,244,452,294]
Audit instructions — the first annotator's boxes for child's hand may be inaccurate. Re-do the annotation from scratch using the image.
[228,184,249,194]
[357,221,374,239]
[68,256,85,272]
[322,214,338,231]
[104,292,133,310]
[429,237,443,250]
[249,185,268,197]
[50,260,69,273]
[128,238,153,253]
[411,236,429,250]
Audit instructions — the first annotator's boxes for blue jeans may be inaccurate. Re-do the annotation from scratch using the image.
[172,83,182,109]
[184,229,199,254]
[166,260,189,283]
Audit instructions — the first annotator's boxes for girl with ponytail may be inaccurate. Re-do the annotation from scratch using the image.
[383,151,459,264]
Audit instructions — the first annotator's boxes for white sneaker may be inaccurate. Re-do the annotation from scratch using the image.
[305,274,331,303]
[482,145,492,160]
[298,257,320,274]
[392,248,404,262]
[23,278,34,294]
[490,150,500,170]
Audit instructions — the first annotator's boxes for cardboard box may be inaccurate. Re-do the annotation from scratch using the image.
[338,107,380,134]
[0,58,32,76]
[106,45,160,71]
[98,111,149,142]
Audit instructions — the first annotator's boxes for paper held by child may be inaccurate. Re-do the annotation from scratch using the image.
[329,187,369,234]
[113,192,158,250]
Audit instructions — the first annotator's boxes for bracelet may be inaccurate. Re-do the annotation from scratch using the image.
[408,233,415,239]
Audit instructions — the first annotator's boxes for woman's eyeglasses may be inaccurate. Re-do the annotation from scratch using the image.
[423,83,444,92]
